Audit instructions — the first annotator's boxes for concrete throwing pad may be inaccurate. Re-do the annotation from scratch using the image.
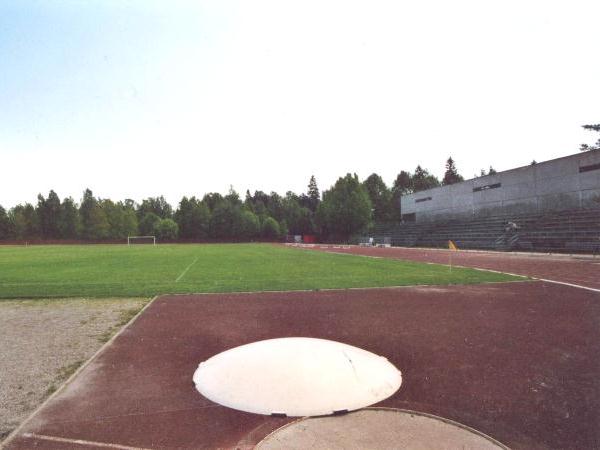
[257,408,508,449]
[193,337,402,416]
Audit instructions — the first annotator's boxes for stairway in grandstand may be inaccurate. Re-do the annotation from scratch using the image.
[372,207,600,254]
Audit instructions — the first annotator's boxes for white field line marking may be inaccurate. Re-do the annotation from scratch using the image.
[175,257,198,283]
[326,250,527,278]
[319,247,600,293]
[2,296,159,449]
[166,279,536,298]
[22,433,152,450]
[536,278,600,294]
[326,251,383,259]
[356,244,598,260]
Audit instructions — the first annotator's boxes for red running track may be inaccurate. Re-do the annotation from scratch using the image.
[5,281,600,449]
[305,245,600,290]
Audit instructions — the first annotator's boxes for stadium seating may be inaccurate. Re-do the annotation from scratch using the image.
[372,207,600,254]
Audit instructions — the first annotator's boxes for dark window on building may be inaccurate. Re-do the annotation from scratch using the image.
[402,213,416,222]
[415,197,432,203]
[579,163,600,173]
[473,183,501,192]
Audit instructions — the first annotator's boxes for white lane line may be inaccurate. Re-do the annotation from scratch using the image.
[22,432,152,450]
[326,251,383,259]
[316,247,600,293]
[175,257,198,283]
[536,278,600,293]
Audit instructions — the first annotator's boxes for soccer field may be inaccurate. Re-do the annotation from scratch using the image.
[0,243,522,298]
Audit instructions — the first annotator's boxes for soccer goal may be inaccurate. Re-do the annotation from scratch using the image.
[127,235,156,246]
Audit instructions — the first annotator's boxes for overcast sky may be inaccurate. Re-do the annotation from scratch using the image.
[1,0,599,208]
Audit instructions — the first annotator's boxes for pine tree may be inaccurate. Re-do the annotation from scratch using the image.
[580,124,600,151]
[307,175,320,212]
[79,189,109,239]
[37,190,62,238]
[9,204,39,239]
[442,157,464,185]
[58,197,81,238]
[0,205,11,239]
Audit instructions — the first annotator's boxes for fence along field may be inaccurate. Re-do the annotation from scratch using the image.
[0,243,522,298]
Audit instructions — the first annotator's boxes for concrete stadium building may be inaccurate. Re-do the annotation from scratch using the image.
[401,150,600,223]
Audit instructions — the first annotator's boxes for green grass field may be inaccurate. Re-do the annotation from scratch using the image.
[0,243,522,298]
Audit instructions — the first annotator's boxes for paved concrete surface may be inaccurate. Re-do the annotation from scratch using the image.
[257,408,507,449]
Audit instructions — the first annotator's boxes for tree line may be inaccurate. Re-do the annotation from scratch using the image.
[0,158,469,242]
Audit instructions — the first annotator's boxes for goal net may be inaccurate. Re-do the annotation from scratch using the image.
[127,235,156,246]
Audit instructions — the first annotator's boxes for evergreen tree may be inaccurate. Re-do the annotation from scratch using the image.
[79,189,110,239]
[244,190,253,210]
[225,186,242,206]
[580,124,600,151]
[79,189,96,237]
[488,166,497,175]
[36,190,62,238]
[202,192,224,211]
[307,175,320,212]
[0,205,11,239]
[9,203,39,239]
[442,157,464,185]
[58,197,81,238]
[267,192,284,222]
[209,200,239,238]
[87,205,110,239]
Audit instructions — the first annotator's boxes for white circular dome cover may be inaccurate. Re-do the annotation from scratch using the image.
[193,337,402,417]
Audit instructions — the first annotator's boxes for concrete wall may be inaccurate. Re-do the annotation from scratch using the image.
[401,150,600,222]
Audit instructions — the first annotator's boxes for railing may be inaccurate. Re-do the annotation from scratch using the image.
[373,207,600,253]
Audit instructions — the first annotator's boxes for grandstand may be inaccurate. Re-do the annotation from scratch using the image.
[373,150,600,253]
[401,150,600,223]
[374,207,600,253]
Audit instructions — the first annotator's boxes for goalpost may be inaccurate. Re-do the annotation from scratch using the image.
[127,235,156,246]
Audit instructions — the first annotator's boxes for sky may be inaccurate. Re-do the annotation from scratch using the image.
[1,0,599,208]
